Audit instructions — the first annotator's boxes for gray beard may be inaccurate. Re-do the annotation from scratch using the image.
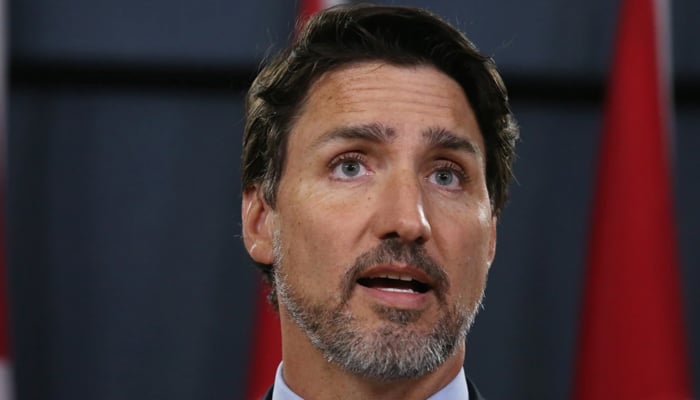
[273,237,484,382]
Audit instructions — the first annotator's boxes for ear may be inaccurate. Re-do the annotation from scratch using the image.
[242,185,275,265]
[487,216,498,268]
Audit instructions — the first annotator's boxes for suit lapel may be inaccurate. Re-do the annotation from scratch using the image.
[466,375,485,400]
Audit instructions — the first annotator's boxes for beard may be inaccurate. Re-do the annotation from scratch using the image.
[273,236,486,382]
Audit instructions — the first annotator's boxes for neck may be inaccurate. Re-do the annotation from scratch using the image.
[279,309,466,400]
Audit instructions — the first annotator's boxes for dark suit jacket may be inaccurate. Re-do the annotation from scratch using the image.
[262,372,484,399]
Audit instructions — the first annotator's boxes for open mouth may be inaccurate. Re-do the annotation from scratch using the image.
[356,274,431,294]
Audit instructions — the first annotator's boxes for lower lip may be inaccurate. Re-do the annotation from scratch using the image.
[356,285,432,310]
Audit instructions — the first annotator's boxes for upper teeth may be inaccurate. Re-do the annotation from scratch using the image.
[377,274,413,281]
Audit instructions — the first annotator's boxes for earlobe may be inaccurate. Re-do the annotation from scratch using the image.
[242,185,275,265]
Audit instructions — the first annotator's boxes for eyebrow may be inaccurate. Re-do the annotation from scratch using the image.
[422,127,481,158]
[310,123,481,158]
[310,123,396,149]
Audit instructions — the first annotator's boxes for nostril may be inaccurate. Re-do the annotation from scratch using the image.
[380,231,427,245]
[380,232,401,241]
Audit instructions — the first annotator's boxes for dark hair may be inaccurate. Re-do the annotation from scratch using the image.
[242,4,519,304]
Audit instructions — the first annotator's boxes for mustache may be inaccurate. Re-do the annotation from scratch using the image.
[340,238,449,305]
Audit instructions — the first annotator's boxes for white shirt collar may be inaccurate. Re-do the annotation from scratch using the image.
[426,366,470,400]
[271,363,303,400]
[272,362,469,400]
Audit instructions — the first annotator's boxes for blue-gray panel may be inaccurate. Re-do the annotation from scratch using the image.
[673,1,700,77]
[9,87,257,399]
[10,0,296,65]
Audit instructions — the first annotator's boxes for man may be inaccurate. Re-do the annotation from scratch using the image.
[241,4,518,399]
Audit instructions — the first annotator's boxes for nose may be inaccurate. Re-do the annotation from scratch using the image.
[373,169,432,244]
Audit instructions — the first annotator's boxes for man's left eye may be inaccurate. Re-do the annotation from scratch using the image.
[428,168,462,188]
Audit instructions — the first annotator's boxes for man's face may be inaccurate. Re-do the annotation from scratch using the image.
[245,62,496,380]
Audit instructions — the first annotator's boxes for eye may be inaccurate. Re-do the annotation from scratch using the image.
[428,162,466,190]
[432,169,456,186]
[329,153,369,180]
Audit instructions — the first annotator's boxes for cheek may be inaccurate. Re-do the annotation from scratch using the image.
[276,195,356,285]
[447,253,489,310]
[437,206,492,255]
[435,207,493,292]
[452,241,489,286]
[283,181,369,240]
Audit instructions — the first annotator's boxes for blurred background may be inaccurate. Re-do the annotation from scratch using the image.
[6,0,699,399]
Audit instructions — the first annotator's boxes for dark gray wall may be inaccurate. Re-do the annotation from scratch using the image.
[8,1,699,399]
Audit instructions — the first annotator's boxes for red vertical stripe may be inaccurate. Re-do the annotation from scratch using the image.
[573,0,691,399]
[245,283,281,400]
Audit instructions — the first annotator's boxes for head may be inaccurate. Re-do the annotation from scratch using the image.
[241,4,518,382]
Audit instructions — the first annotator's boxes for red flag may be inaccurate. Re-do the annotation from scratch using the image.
[244,283,282,400]
[573,0,692,399]
[244,2,346,399]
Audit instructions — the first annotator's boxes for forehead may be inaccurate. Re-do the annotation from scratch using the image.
[292,62,484,152]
